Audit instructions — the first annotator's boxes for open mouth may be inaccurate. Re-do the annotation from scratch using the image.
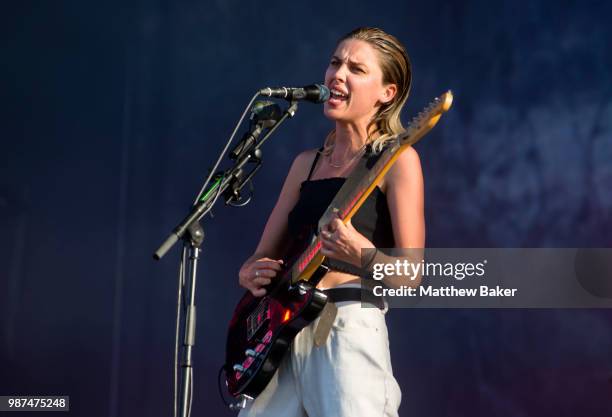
[328,87,349,104]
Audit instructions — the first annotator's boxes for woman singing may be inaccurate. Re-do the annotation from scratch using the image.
[237,27,424,417]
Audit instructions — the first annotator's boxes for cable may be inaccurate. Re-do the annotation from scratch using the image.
[173,246,187,417]
[217,365,232,407]
[174,189,222,417]
[195,172,227,222]
[192,92,261,206]
[188,368,193,417]
[228,178,254,207]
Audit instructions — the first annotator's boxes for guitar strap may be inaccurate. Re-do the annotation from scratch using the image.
[313,301,338,347]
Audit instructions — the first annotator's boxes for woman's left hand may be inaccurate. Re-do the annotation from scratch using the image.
[319,216,375,267]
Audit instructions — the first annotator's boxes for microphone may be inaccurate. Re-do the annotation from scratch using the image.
[250,101,282,126]
[229,101,282,160]
[259,84,330,103]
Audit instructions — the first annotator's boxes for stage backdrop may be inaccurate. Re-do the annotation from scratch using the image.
[1,1,611,416]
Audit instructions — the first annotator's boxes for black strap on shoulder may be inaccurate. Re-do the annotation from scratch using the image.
[306,148,324,181]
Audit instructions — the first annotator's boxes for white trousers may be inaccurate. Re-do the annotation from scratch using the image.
[238,288,401,417]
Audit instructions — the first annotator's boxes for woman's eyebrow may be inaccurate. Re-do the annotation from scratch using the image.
[331,55,367,67]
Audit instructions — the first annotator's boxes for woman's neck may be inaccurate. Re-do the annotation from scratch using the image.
[334,121,369,155]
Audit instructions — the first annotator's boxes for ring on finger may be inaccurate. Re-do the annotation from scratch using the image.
[255,270,259,277]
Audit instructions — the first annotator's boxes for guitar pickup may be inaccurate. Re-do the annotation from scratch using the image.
[246,299,271,341]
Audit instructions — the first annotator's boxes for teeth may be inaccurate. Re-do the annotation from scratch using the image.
[330,88,347,98]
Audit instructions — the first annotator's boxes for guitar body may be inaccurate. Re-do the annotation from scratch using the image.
[225,265,328,398]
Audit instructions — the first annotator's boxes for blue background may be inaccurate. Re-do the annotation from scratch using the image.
[1,1,611,416]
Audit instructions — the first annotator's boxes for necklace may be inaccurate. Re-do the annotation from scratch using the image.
[327,144,366,168]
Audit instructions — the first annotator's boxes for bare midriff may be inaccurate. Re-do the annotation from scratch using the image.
[316,270,361,289]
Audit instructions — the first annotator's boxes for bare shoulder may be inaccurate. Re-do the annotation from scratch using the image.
[383,146,423,190]
[289,148,320,180]
[294,148,319,166]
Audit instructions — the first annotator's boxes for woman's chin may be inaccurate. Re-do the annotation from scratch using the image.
[323,107,346,121]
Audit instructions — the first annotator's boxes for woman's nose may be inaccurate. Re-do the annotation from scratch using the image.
[331,64,347,82]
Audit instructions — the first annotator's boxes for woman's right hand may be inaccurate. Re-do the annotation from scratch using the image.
[239,257,284,297]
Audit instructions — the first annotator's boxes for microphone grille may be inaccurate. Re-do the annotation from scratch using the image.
[316,84,330,103]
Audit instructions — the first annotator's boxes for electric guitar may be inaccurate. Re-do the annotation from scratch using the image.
[225,91,454,398]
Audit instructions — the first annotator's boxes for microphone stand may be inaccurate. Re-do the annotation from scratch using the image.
[154,100,299,417]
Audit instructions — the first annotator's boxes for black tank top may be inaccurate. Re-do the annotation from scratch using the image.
[287,149,395,249]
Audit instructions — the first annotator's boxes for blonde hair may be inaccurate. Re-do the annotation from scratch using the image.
[323,27,412,154]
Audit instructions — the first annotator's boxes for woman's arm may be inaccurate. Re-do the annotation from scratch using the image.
[385,146,425,249]
[238,149,317,296]
[378,146,425,288]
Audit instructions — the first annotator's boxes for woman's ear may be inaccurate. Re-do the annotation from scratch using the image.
[380,84,397,104]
